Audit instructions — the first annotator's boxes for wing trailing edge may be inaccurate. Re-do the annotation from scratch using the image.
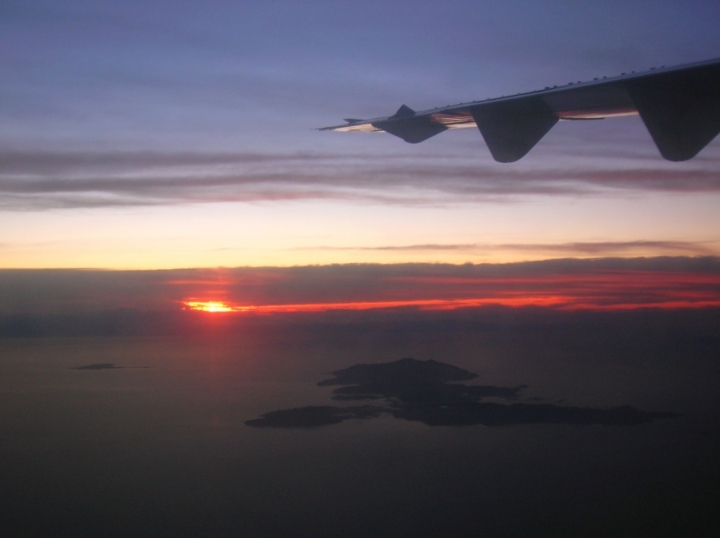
[319,58,720,162]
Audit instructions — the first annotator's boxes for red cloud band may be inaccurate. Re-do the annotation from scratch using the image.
[181,270,720,314]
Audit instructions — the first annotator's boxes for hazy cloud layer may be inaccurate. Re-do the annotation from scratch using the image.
[2,150,720,210]
[1,257,719,317]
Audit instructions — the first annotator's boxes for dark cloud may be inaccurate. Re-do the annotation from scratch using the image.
[2,150,720,210]
[1,257,719,318]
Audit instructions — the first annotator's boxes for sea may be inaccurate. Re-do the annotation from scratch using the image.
[1,309,718,537]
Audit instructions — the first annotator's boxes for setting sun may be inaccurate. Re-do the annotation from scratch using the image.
[184,301,236,313]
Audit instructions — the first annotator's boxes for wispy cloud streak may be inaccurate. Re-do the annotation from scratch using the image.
[298,240,716,256]
[2,150,720,210]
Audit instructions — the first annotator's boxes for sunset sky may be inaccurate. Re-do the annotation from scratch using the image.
[2,1,720,312]
[3,5,720,536]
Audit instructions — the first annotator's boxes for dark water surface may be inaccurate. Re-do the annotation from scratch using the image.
[1,311,719,537]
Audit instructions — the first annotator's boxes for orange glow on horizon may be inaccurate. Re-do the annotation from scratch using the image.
[183,296,570,314]
[179,270,720,315]
[181,294,720,314]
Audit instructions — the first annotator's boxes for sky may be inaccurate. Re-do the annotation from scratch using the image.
[2,0,720,271]
[3,6,720,534]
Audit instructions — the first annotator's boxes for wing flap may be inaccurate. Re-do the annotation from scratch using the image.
[470,96,558,163]
[625,62,720,161]
[372,118,448,144]
[367,105,448,143]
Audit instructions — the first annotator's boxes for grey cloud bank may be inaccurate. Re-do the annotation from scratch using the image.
[2,147,720,210]
[299,240,715,256]
[1,256,718,319]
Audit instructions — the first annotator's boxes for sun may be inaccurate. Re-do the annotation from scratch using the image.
[184,301,235,313]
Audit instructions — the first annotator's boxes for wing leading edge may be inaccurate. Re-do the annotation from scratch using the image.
[319,58,720,162]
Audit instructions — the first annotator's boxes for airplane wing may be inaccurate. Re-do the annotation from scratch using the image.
[319,57,720,162]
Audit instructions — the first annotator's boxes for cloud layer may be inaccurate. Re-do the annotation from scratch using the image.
[300,240,715,256]
[2,149,720,210]
[2,257,719,317]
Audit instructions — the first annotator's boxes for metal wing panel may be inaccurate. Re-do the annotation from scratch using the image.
[320,57,720,162]
[541,83,636,119]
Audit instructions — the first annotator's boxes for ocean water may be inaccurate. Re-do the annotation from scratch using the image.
[1,312,719,537]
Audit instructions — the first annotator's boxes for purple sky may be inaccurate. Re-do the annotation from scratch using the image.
[2,1,720,268]
[4,1,720,151]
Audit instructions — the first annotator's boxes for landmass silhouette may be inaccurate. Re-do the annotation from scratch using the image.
[71,363,150,370]
[246,358,677,428]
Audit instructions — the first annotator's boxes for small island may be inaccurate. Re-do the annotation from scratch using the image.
[246,358,677,428]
